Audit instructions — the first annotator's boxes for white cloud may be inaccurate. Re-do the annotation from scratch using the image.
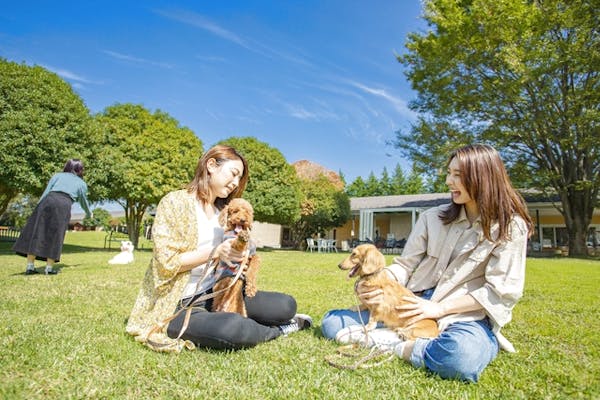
[155,8,313,68]
[345,79,416,119]
[283,103,320,120]
[41,64,96,84]
[102,50,175,69]
[155,9,252,51]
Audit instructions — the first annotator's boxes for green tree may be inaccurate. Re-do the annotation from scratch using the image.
[338,170,347,187]
[346,176,368,197]
[83,207,111,231]
[365,172,381,196]
[396,0,599,255]
[220,137,301,225]
[390,163,407,195]
[394,120,474,191]
[0,194,38,228]
[379,167,393,195]
[405,163,426,194]
[95,104,202,247]
[293,175,351,246]
[0,59,99,215]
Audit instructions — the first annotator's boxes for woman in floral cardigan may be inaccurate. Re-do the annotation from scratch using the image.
[126,144,311,352]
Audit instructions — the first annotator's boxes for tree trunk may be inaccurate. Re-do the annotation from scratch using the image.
[0,186,18,217]
[560,189,593,257]
[125,201,148,249]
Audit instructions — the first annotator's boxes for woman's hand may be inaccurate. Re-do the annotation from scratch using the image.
[356,281,385,307]
[396,296,446,325]
[215,239,247,263]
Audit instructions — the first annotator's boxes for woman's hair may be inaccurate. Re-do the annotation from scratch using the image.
[187,144,249,210]
[440,144,533,242]
[63,159,84,178]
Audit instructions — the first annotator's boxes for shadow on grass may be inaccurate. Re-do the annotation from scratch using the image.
[61,243,153,254]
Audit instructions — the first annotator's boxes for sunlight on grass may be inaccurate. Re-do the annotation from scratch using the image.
[1,232,599,399]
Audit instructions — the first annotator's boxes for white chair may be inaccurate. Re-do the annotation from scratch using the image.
[327,239,337,252]
[317,238,328,252]
[306,238,317,252]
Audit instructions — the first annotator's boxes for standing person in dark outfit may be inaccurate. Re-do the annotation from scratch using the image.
[13,159,91,275]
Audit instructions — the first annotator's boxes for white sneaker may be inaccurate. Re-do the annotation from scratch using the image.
[278,313,313,336]
[335,325,404,351]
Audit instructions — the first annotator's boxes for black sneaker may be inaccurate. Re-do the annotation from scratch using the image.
[25,269,39,275]
[45,269,58,275]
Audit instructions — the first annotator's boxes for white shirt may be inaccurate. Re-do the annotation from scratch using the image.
[181,201,224,299]
[386,204,529,352]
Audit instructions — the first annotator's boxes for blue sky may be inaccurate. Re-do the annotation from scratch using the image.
[1,1,426,185]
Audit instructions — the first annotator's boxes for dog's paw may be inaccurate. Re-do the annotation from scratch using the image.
[394,328,410,341]
[237,230,250,242]
[245,284,257,297]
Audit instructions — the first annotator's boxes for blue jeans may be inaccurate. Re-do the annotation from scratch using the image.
[321,292,499,382]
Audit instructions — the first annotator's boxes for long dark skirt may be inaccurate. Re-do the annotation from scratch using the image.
[13,191,73,262]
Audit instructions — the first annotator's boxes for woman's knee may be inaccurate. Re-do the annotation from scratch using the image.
[278,293,297,317]
[320,309,367,340]
[187,312,279,350]
[245,291,296,325]
[421,322,498,382]
[320,310,341,339]
[423,338,481,381]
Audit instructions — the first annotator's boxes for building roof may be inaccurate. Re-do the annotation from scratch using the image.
[349,190,581,216]
[351,193,451,211]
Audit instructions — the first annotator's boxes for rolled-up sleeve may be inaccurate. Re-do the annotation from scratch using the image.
[470,217,528,327]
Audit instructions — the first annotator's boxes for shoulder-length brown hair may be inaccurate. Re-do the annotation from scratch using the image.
[187,145,249,210]
[63,159,84,178]
[440,144,533,242]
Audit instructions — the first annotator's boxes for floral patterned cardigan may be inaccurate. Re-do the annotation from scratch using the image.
[126,189,201,352]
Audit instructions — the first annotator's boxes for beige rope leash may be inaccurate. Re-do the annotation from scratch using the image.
[324,344,395,370]
[324,285,396,370]
[146,248,248,348]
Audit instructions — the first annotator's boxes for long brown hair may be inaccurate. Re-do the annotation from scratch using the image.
[440,144,533,242]
[187,145,249,210]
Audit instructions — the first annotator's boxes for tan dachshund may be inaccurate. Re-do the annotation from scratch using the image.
[211,198,260,317]
[338,244,439,340]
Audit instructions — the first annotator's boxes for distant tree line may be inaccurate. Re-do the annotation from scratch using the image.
[344,163,431,197]
[0,59,348,249]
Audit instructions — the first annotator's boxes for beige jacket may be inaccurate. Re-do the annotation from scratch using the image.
[387,204,528,352]
[125,190,200,352]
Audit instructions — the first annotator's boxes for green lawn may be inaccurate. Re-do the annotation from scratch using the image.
[1,231,599,399]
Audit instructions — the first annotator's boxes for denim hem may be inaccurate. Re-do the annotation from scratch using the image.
[410,337,431,368]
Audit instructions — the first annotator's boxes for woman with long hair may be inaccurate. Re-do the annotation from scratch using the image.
[321,144,533,382]
[126,144,311,352]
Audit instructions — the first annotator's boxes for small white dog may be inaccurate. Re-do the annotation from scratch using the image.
[108,240,135,265]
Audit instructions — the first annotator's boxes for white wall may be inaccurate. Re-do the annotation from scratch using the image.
[251,221,282,249]
[389,214,413,240]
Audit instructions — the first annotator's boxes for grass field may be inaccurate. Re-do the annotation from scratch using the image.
[1,231,599,399]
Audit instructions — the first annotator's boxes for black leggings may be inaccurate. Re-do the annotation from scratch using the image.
[167,291,297,350]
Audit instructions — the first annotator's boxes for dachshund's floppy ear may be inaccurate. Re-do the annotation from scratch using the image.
[361,247,386,275]
[218,205,229,227]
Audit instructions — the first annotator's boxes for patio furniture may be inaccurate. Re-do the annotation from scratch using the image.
[306,238,317,252]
